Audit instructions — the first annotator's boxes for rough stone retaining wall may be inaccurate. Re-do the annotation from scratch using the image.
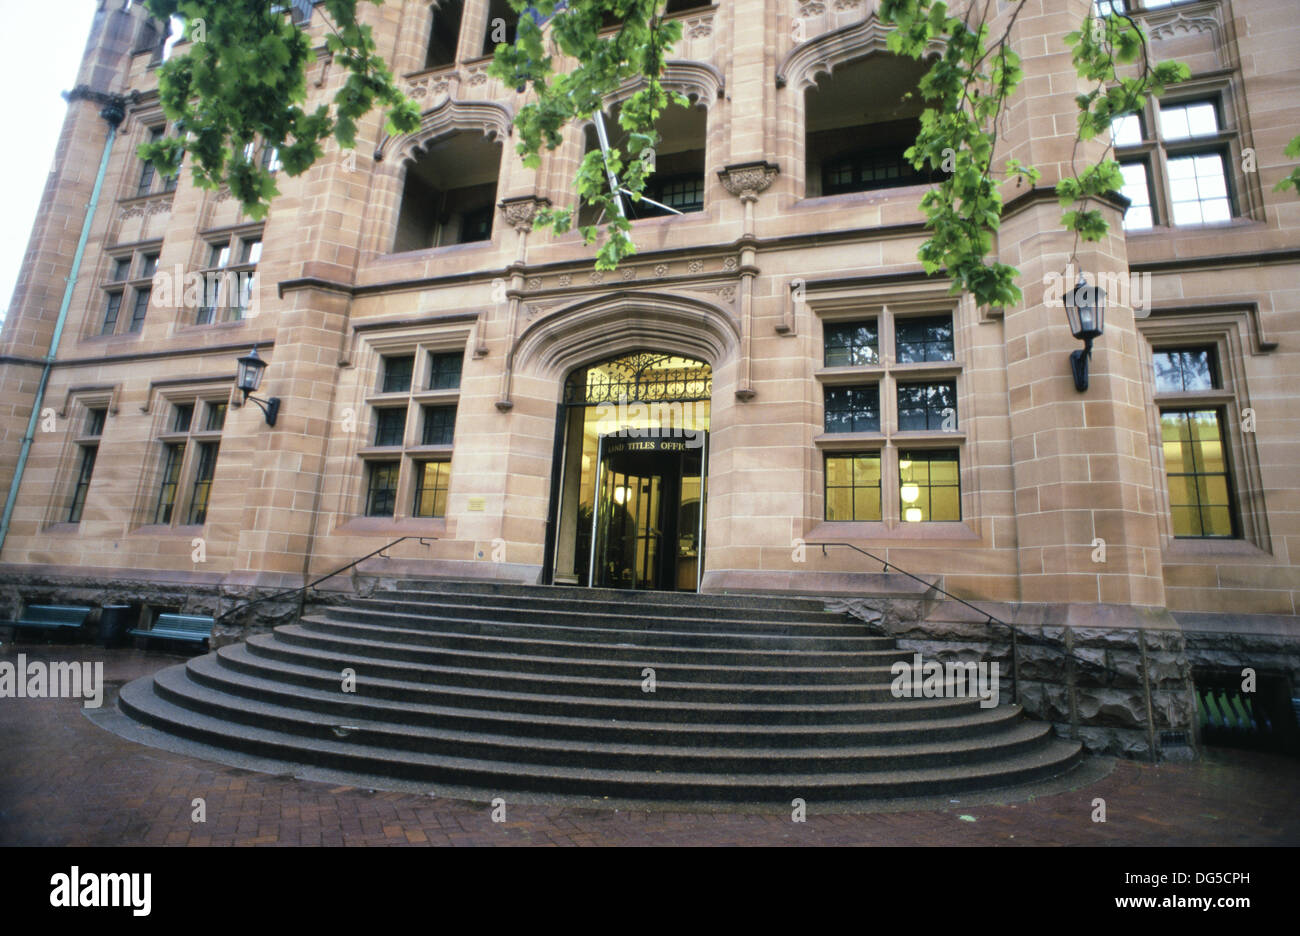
[826,596,1201,761]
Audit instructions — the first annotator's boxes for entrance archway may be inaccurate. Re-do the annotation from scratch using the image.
[547,351,712,591]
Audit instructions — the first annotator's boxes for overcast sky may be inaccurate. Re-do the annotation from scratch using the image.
[0,1,99,323]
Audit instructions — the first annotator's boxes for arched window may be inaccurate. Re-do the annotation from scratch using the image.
[804,54,938,197]
[425,0,464,69]
[393,130,503,252]
[579,101,707,225]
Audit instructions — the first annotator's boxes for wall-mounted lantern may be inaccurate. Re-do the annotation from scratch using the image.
[1063,277,1106,392]
[235,346,280,426]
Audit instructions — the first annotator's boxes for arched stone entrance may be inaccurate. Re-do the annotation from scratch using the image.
[508,290,739,591]
[549,351,712,590]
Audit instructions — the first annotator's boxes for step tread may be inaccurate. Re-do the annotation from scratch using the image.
[123,674,1082,790]
[172,657,1052,760]
[299,617,901,661]
[254,630,904,678]
[208,644,982,716]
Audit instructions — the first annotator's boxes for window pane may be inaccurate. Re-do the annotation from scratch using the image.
[824,454,880,523]
[101,293,122,335]
[899,450,960,522]
[1119,162,1153,230]
[366,462,400,517]
[428,351,463,390]
[374,407,407,446]
[413,461,450,518]
[1110,113,1142,147]
[824,385,880,433]
[205,402,228,431]
[1161,409,1235,538]
[1167,152,1231,226]
[68,445,98,523]
[824,320,878,367]
[382,355,414,393]
[421,405,457,446]
[173,403,194,433]
[186,441,219,525]
[154,443,186,524]
[129,288,151,332]
[85,408,107,437]
[895,315,954,362]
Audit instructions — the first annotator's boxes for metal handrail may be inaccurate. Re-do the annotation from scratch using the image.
[807,541,1133,704]
[216,536,435,624]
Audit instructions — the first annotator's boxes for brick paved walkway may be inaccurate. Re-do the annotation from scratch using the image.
[1,645,1296,846]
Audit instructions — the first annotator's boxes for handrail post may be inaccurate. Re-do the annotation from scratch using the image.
[1010,625,1019,705]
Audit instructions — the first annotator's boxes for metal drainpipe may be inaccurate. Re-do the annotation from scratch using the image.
[0,100,124,555]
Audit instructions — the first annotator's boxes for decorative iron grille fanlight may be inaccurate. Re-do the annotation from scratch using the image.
[565,351,712,405]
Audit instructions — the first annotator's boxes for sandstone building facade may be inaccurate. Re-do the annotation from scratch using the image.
[1,0,1296,705]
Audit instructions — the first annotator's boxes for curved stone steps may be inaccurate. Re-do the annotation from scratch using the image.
[248,628,900,685]
[321,606,888,650]
[348,594,862,633]
[158,657,1058,773]
[209,641,1033,747]
[115,581,1085,802]
[118,675,1082,802]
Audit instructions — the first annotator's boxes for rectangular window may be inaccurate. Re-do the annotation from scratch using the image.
[1110,113,1143,147]
[1161,410,1236,537]
[185,442,219,525]
[210,243,231,268]
[822,148,936,195]
[101,293,122,335]
[421,405,457,446]
[459,205,494,243]
[824,453,882,522]
[140,253,160,278]
[84,408,107,437]
[899,450,960,522]
[137,128,162,196]
[1094,0,1126,14]
[205,402,228,432]
[428,351,463,390]
[645,174,705,215]
[67,446,98,523]
[1119,161,1155,230]
[109,258,131,282]
[412,461,450,518]
[261,146,282,173]
[240,238,263,265]
[382,355,415,393]
[154,443,186,524]
[1159,100,1219,141]
[894,314,954,363]
[374,407,407,447]
[897,381,957,431]
[129,288,151,332]
[1167,152,1231,225]
[365,461,400,517]
[173,403,194,433]
[824,385,880,434]
[1153,347,1218,393]
[824,320,879,367]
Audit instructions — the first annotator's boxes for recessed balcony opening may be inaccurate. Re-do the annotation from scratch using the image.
[804,54,938,197]
[579,101,707,225]
[425,0,464,69]
[393,130,502,253]
[482,0,518,56]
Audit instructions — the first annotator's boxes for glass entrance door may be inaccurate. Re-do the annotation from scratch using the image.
[589,433,706,590]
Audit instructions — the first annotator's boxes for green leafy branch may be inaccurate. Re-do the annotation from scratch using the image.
[488,0,685,269]
[140,0,419,219]
[1059,9,1188,259]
